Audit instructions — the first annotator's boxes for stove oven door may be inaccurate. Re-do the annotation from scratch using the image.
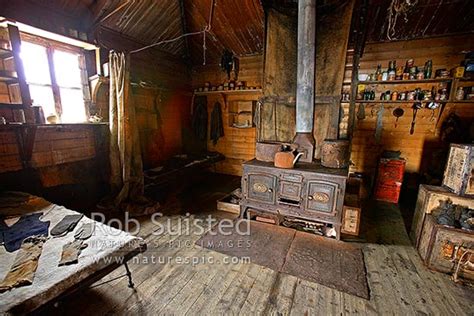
[305,180,339,216]
[245,173,277,204]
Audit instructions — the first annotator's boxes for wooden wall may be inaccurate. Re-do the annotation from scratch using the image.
[341,34,474,174]
[0,125,109,210]
[0,126,99,173]
[132,86,192,169]
[191,55,263,175]
[96,27,193,169]
[0,21,192,208]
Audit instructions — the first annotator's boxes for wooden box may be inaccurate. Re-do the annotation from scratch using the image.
[374,158,406,203]
[216,193,240,214]
[417,214,474,281]
[341,193,361,236]
[442,143,474,196]
[410,185,474,247]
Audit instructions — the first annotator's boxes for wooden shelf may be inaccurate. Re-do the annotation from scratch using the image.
[0,123,109,130]
[450,100,474,103]
[352,100,449,104]
[228,111,252,115]
[194,89,262,96]
[0,48,13,58]
[0,74,19,84]
[0,102,27,108]
[341,100,474,104]
[359,78,452,85]
[457,77,474,82]
[230,125,254,129]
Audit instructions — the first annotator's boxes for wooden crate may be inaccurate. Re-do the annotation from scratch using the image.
[417,214,474,281]
[216,193,240,214]
[410,184,474,247]
[443,143,474,197]
[342,193,361,236]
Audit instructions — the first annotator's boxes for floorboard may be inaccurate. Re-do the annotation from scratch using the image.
[40,173,473,315]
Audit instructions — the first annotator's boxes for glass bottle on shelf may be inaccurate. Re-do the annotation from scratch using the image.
[375,64,382,81]
[424,60,432,79]
[388,60,396,80]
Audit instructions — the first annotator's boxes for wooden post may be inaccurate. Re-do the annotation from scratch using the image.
[347,0,369,141]
[46,46,62,117]
[7,24,31,107]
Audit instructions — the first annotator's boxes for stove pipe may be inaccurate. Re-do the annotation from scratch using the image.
[293,0,316,163]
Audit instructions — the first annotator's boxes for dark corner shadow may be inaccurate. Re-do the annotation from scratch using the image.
[357,199,414,246]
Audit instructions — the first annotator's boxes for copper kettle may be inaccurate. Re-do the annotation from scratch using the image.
[274,144,303,169]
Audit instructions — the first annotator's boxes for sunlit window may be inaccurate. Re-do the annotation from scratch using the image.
[54,50,87,123]
[20,40,88,123]
[20,42,56,118]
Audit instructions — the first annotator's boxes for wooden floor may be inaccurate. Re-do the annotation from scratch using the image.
[42,174,473,315]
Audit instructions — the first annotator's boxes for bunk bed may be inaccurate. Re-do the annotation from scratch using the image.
[0,192,146,314]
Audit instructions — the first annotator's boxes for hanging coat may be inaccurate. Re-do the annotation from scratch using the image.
[210,102,224,145]
[192,96,208,141]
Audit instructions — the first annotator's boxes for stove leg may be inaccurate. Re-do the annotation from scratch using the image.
[239,205,247,219]
[124,262,134,288]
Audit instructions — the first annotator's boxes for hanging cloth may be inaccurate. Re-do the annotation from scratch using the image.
[192,96,208,141]
[101,51,159,216]
[210,102,224,145]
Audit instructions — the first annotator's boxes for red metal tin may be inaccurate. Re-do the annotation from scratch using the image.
[374,158,406,203]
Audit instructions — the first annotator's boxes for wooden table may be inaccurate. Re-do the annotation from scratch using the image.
[0,194,146,314]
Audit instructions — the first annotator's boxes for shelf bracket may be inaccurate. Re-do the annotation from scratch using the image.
[14,125,38,169]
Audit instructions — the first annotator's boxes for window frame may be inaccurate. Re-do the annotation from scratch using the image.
[20,32,91,122]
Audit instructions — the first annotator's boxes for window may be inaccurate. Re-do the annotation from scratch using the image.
[20,39,88,123]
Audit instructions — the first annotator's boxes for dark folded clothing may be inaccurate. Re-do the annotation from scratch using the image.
[50,214,83,237]
[0,213,50,253]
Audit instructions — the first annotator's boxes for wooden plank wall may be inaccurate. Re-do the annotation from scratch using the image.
[132,86,192,169]
[0,126,98,174]
[0,124,109,210]
[340,34,474,174]
[96,27,193,169]
[191,55,263,176]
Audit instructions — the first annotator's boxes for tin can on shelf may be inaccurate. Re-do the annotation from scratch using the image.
[451,66,465,78]
[388,71,396,81]
[12,109,26,123]
[456,87,465,101]
[391,91,398,100]
[439,88,448,101]
[396,66,404,79]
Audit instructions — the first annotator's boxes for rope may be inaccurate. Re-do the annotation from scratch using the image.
[129,0,216,64]
[452,246,473,283]
[386,0,418,40]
